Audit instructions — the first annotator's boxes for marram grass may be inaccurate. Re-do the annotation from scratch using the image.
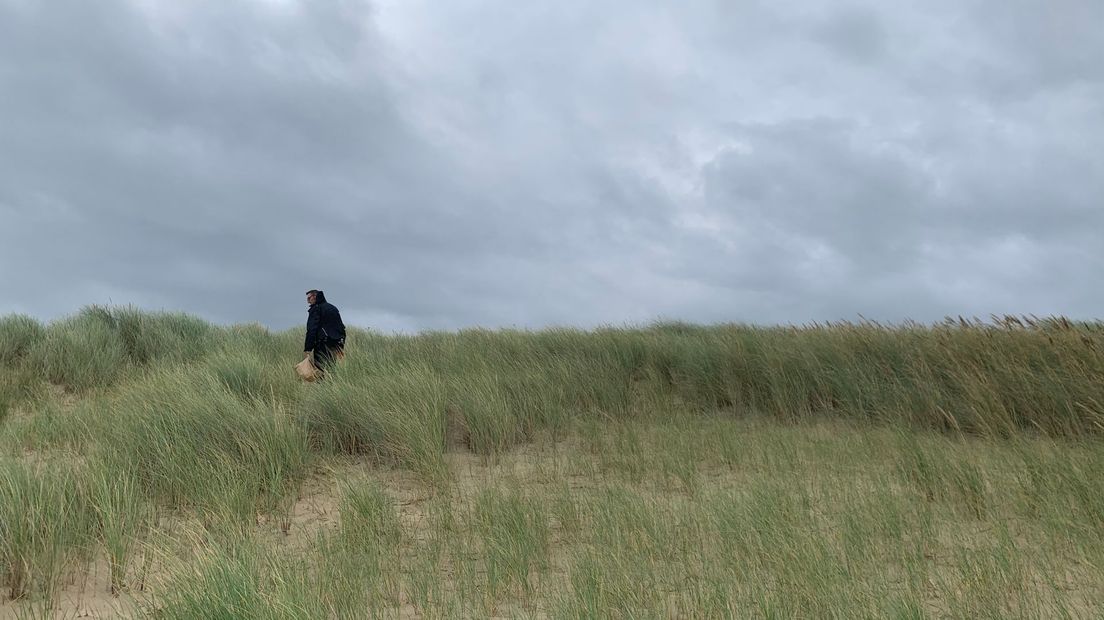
[0,308,1103,615]
[3,308,1102,440]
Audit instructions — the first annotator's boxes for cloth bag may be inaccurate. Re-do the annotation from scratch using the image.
[295,356,318,382]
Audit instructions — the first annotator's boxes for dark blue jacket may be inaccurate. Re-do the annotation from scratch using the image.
[304,291,346,352]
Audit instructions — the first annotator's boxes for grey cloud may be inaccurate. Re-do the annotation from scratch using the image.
[665,109,1103,322]
[0,0,1101,330]
[811,6,887,64]
[967,0,1104,91]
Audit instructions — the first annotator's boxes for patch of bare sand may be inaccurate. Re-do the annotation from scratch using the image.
[255,457,439,548]
[0,554,150,620]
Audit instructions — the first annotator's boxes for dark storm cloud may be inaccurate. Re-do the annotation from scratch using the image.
[0,0,1101,331]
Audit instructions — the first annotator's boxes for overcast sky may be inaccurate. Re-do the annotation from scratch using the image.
[1,0,1100,331]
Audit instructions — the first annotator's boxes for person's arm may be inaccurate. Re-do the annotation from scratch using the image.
[304,306,321,355]
[334,308,346,344]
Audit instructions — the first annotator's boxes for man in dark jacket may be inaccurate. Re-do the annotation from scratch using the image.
[304,289,346,373]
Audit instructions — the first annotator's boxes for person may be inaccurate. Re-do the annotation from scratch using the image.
[304,289,346,374]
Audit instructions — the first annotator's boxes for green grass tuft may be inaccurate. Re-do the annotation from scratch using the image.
[0,460,92,601]
[97,369,311,522]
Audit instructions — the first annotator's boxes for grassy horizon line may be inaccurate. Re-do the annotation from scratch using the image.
[1,304,1102,442]
[4,303,1103,335]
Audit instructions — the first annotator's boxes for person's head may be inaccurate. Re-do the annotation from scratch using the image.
[306,289,320,305]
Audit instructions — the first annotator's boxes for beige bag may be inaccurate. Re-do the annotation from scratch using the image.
[295,356,318,382]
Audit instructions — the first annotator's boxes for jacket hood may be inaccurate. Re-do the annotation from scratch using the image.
[313,290,327,304]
